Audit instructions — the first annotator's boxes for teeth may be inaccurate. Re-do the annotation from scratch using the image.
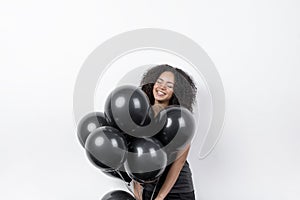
[157,91,165,96]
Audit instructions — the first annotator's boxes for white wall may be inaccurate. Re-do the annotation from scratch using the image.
[0,0,299,199]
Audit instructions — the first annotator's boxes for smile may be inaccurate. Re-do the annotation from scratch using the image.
[156,90,166,96]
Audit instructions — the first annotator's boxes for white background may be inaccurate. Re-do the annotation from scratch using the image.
[1,0,300,200]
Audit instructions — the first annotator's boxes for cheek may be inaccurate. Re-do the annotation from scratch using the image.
[168,90,174,97]
[152,85,157,94]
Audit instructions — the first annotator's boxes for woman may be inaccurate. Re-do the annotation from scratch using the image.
[134,64,197,200]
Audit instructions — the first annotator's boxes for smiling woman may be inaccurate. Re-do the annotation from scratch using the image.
[153,71,175,108]
[140,64,196,112]
[134,64,197,200]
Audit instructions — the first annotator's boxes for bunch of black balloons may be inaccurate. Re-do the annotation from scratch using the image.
[77,85,196,199]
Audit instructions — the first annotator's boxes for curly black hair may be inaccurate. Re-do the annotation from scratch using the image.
[139,64,197,112]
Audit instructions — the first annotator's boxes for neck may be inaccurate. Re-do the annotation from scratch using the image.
[152,101,168,117]
[154,100,169,109]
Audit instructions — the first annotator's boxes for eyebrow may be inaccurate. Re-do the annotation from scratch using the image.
[157,78,175,85]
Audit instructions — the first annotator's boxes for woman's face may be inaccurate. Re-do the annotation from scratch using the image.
[153,71,175,105]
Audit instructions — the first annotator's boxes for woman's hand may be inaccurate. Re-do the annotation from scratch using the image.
[133,181,143,200]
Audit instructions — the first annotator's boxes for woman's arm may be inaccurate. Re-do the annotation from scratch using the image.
[154,144,191,200]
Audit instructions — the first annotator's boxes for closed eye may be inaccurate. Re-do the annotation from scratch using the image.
[156,78,174,89]
[156,79,163,84]
[167,84,174,89]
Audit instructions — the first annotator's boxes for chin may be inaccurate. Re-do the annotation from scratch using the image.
[154,95,165,102]
[155,97,169,104]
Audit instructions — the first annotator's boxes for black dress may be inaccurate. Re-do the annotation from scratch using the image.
[142,161,195,200]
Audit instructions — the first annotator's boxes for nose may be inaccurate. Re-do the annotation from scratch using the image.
[158,82,167,90]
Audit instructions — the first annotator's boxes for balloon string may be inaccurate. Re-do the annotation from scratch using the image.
[150,177,161,200]
[115,170,134,194]
[115,170,161,200]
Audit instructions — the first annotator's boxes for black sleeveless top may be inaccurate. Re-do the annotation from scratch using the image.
[143,161,194,194]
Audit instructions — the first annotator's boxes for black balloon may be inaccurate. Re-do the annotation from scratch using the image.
[105,85,149,126]
[104,85,164,137]
[124,137,167,183]
[77,112,108,148]
[101,190,135,200]
[154,106,196,153]
[85,126,127,171]
[86,151,111,170]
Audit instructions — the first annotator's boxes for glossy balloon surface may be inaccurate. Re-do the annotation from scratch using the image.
[104,85,149,126]
[101,190,135,200]
[104,85,165,137]
[77,112,108,147]
[154,106,196,153]
[124,137,167,183]
[85,126,127,171]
